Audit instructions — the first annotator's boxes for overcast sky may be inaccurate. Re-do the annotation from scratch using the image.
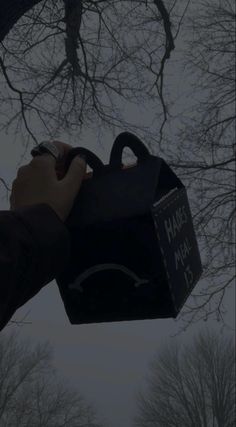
[0,3,235,426]
[1,125,235,427]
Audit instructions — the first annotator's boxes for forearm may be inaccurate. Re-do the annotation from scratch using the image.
[0,204,70,331]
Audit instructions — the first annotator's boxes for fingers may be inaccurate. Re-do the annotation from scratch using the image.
[37,141,73,179]
[16,165,29,178]
[15,140,75,188]
[9,193,15,209]
[62,156,87,193]
[52,141,74,180]
[30,153,57,168]
[51,140,72,157]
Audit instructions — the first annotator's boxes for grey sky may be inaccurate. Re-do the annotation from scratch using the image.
[1,127,235,427]
[0,2,235,426]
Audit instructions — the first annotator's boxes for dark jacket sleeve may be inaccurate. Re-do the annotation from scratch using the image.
[0,204,71,331]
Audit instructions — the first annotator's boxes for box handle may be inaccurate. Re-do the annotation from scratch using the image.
[64,147,105,177]
[109,132,150,169]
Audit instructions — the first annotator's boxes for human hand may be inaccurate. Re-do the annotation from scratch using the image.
[10,141,87,222]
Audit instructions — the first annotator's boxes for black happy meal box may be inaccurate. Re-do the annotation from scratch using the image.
[56,132,202,324]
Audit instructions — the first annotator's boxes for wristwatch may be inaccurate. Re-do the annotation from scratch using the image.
[31,141,61,160]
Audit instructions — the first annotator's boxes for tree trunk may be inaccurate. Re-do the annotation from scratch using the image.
[0,0,43,42]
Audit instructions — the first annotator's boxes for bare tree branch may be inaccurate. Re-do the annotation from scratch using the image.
[0,332,105,426]
[0,0,43,42]
[135,330,235,427]
[0,0,183,142]
[162,0,235,325]
[63,0,83,76]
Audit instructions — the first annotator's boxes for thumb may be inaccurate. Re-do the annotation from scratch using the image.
[62,155,87,194]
